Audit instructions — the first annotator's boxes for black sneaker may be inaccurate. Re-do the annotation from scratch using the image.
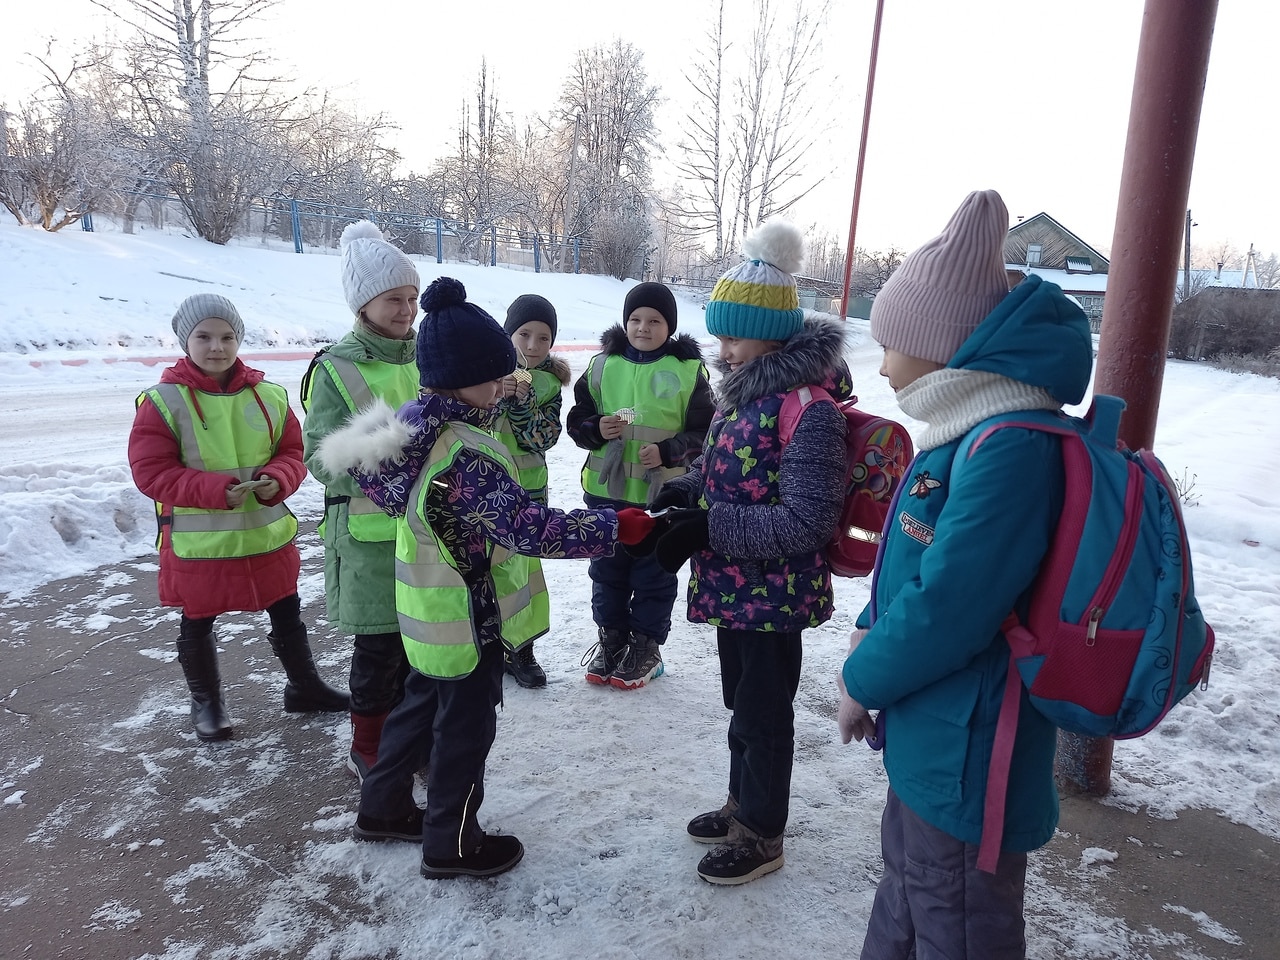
[696,821,784,885]
[609,634,664,690]
[505,643,547,688]
[687,796,738,844]
[352,809,424,843]
[582,628,628,685]
[420,833,525,879]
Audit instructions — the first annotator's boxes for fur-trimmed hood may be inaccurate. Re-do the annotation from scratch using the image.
[314,393,498,516]
[598,324,705,362]
[713,313,850,409]
[539,353,573,386]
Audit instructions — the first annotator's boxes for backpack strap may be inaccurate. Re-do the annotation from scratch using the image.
[779,384,847,447]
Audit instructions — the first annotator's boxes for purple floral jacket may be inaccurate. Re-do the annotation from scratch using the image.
[661,316,851,633]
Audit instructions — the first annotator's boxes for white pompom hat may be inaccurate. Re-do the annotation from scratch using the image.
[339,220,421,316]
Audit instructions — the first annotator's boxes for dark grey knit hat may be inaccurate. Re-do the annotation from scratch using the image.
[503,294,558,344]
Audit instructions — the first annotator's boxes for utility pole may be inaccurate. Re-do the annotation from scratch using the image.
[1183,208,1195,301]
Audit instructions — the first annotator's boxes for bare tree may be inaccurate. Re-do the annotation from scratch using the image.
[89,0,296,243]
[675,0,830,264]
[0,53,126,230]
[671,0,734,265]
[557,38,659,255]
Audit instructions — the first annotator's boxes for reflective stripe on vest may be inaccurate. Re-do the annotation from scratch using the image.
[141,381,298,560]
[580,352,701,504]
[394,422,549,678]
[313,354,419,543]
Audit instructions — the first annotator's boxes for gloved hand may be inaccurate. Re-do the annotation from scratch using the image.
[649,483,691,514]
[616,508,658,546]
[654,507,710,573]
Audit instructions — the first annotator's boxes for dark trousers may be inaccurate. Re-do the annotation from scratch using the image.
[588,544,678,642]
[180,593,302,639]
[860,787,1028,960]
[717,627,803,839]
[349,631,410,716]
[359,641,505,861]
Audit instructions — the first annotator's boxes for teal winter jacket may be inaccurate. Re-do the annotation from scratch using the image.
[843,275,1093,854]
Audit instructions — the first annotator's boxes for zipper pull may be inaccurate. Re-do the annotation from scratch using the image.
[1086,606,1104,645]
[1199,650,1213,691]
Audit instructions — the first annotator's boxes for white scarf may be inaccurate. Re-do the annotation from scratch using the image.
[897,368,1060,451]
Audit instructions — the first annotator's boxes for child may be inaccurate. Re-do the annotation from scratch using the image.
[301,220,422,782]
[490,293,572,688]
[838,190,1093,957]
[128,294,349,742]
[315,277,655,878]
[642,221,851,884]
[566,281,715,688]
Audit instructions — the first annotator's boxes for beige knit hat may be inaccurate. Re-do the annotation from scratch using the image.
[870,190,1011,364]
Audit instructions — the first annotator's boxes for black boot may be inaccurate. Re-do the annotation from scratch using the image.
[504,642,547,688]
[176,634,233,741]
[268,625,350,713]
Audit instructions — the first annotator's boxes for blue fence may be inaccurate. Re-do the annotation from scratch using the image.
[87,193,594,275]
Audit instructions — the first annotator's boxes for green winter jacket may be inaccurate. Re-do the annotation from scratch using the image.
[302,323,419,633]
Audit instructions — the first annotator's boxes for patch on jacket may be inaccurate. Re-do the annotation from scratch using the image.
[908,470,943,499]
[900,512,935,546]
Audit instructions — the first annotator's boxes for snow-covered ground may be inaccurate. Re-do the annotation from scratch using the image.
[1,217,1278,958]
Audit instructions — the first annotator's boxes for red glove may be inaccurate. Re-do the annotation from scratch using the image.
[616,508,658,546]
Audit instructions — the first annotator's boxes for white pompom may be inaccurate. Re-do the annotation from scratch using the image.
[340,220,385,249]
[741,220,805,275]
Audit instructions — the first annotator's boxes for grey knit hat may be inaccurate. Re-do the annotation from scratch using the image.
[340,220,421,316]
[870,190,1011,365]
[172,294,245,351]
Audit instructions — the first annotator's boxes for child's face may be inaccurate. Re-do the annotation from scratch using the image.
[361,285,419,339]
[186,317,240,380]
[511,320,553,368]
[625,307,669,351]
[880,347,943,392]
[453,378,505,410]
[717,336,780,373]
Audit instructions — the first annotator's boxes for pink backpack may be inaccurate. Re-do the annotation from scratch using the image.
[779,385,914,577]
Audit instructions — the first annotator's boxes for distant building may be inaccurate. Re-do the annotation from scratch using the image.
[1004,213,1110,330]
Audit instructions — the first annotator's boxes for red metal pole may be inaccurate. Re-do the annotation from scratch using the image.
[1056,0,1219,798]
[839,0,885,318]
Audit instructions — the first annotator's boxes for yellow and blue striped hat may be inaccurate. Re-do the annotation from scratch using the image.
[705,221,806,341]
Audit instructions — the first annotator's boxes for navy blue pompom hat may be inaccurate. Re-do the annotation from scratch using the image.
[415,277,517,389]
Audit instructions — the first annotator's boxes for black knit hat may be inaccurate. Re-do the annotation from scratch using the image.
[623,281,677,335]
[415,277,517,389]
[503,294,558,345]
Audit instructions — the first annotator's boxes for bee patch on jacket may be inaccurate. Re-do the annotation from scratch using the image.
[908,471,943,499]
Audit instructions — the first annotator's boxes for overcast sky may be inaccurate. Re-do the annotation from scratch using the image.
[4,0,1278,259]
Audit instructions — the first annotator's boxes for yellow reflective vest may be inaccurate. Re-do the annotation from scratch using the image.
[304,353,420,543]
[395,422,549,679]
[139,382,297,559]
[580,353,702,505]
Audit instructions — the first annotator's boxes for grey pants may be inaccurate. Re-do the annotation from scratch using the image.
[860,788,1028,960]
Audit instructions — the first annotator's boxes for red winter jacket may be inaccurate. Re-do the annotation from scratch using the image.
[128,357,306,619]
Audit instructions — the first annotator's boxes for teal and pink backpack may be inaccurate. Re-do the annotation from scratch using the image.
[964,395,1215,872]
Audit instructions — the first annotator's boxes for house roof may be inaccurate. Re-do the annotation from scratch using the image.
[1008,212,1111,267]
